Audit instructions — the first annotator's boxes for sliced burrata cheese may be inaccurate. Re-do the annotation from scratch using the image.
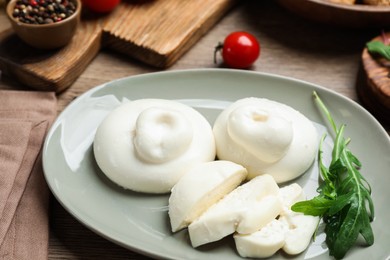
[168,160,247,232]
[188,174,282,248]
[213,97,318,183]
[233,183,319,258]
[93,99,216,193]
[278,182,306,214]
[279,210,319,255]
[234,219,287,258]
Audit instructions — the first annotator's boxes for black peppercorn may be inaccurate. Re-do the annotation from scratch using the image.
[12,0,77,24]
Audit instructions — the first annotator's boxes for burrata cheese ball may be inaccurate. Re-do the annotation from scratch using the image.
[93,99,216,193]
[213,97,318,183]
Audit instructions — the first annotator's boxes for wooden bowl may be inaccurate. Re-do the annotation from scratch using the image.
[357,33,390,125]
[276,0,390,28]
[6,0,81,49]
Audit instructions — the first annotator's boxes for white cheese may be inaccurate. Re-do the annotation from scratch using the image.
[188,174,282,247]
[233,183,319,258]
[279,210,319,255]
[234,219,287,258]
[278,182,306,214]
[213,97,318,183]
[93,99,216,193]
[168,160,247,232]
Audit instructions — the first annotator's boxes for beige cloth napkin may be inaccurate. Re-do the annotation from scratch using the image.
[0,90,57,259]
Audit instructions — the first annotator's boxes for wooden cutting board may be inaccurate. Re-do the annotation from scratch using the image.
[0,0,236,93]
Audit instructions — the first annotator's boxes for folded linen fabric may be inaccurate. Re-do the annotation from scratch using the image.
[0,90,56,259]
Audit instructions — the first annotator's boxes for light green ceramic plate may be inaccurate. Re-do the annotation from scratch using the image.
[43,69,390,260]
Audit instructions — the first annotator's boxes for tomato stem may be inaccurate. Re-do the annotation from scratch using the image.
[214,42,223,64]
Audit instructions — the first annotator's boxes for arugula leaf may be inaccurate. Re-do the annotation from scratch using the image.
[291,196,333,216]
[327,192,353,215]
[291,91,375,259]
[366,40,390,60]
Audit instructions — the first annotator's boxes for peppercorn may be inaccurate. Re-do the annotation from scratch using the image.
[12,0,77,24]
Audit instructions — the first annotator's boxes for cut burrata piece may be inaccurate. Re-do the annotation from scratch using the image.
[93,99,216,193]
[279,210,319,255]
[188,174,282,247]
[233,183,319,258]
[213,97,318,183]
[278,183,306,214]
[168,160,247,232]
[234,219,287,258]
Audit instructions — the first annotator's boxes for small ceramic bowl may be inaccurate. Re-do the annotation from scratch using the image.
[6,0,81,49]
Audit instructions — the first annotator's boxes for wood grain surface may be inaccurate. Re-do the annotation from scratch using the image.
[0,0,235,92]
[0,1,389,259]
[0,19,102,92]
[103,0,237,68]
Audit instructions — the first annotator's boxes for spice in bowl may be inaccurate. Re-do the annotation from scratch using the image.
[6,0,81,49]
[11,0,77,25]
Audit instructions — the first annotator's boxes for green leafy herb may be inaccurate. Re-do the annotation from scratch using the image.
[291,91,375,259]
[366,40,390,60]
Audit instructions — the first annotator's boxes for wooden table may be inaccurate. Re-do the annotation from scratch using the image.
[0,1,388,259]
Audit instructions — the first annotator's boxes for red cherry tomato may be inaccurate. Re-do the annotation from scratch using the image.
[82,0,121,13]
[215,31,260,69]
